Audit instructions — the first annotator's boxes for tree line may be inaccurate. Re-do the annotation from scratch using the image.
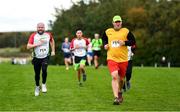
[52,0,180,66]
[0,0,179,66]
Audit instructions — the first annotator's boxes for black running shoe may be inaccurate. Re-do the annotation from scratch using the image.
[79,82,83,86]
[83,74,86,82]
[127,81,131,90]
[113,97,120,105]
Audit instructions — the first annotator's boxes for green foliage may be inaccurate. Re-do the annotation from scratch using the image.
[20,44,30,53]
[0,64,180,111]
[126,7,148,29]
[52,0,180,66]
[0,0,179,66]
[0,32,30,48]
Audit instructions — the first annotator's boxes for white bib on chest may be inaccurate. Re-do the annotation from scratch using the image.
[33,33,50,58]
[73,39,87,57]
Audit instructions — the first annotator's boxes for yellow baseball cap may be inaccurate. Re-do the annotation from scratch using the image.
[113,15,122,22]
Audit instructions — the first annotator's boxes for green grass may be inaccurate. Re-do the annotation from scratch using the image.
[0,63,180,111]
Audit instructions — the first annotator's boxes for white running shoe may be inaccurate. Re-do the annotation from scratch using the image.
[35,86,40,96]
[42,84,47,93]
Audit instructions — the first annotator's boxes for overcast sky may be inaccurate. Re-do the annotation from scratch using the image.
[0,0,80,32]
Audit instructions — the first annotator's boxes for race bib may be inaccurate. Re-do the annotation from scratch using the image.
[76,49,83,55]
[111,40,120,48]
[38,46,48,56]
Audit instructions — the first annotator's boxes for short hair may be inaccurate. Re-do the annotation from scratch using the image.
[37,22,45,28]
[76,30,83,34]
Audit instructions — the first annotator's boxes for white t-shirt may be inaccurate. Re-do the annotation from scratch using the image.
[28,32,53,59]
[70,38,89,57]
[127,46,134,61]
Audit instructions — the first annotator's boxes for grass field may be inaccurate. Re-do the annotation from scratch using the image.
[0,63,180,111]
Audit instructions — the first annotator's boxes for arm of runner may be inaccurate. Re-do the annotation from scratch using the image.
[27,42,43,50]
[50,37,55,56]
[61,43,65,52]
[102,31,109,50]
[124,31,136,46]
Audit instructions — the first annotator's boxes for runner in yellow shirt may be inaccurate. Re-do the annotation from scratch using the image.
[102,15,136,105]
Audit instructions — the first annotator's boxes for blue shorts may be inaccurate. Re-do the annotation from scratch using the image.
[87,52,93,57]
[64,53,71,58]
